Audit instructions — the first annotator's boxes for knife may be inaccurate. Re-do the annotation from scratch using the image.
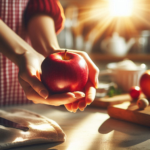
[0,117,29,132]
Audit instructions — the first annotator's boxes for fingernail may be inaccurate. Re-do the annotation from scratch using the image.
[74,93,85,99]
[40,90,49,99]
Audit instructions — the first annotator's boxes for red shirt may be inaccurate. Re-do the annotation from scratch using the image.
[0,0,65,106]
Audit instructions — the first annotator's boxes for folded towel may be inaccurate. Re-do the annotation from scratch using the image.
[0,109,66,150]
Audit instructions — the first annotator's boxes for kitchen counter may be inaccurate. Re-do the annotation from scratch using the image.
[2,104,150,150]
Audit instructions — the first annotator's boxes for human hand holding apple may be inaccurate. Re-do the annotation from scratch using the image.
[41,50,99,112]
[19,49,99,112]
[24,15,99,110]
[18,49,87,107]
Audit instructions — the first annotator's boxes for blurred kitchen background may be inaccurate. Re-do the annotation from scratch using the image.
[57,0,150,71]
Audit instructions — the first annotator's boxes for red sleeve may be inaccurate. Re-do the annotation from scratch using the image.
[23,0,65,34]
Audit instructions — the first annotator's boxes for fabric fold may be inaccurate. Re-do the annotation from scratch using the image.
[0,109,66,150]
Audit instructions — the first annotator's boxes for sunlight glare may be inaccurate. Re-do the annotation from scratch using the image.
[109,0,133,16]
[29,122,53,131]
[13,137,24,143]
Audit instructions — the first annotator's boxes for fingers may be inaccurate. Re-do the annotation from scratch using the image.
[65,99,85,112]
[18,78,85,106]
[71,101,79,113]
[19,68,49,99]
[64,101,79,113]
[75,51,99,88]
[78,98,87,111]
[85,80,96,105]
[46,91,85,106]
[64,103,73,112]
[72,80,96,112]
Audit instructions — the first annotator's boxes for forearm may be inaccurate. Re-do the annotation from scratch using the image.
[0,20,34,66]
[27,15,60,57]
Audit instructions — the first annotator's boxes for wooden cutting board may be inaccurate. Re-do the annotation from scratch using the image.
[107,101,150,127]
[91,93,145,108]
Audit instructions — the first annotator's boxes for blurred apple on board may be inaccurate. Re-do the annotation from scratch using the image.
[140,70,150,99]
[41,50,89,94]
[129,86,141,100]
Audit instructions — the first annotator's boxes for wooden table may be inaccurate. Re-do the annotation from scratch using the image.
[2,104,150,150]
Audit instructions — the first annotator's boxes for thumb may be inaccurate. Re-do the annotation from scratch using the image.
[19,69,49,99]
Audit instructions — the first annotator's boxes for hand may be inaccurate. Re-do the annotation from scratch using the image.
[0,18,86,107]
[26,15,99,110]
[18,50,85,106]
[50,49,99,112]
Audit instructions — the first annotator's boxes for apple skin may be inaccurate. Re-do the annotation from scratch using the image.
[41,51,89,94]
[140,70,150,99]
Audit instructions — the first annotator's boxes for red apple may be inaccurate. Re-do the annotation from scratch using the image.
[41,51,89,94]
[140,70,150,99]
[129,86,141,100]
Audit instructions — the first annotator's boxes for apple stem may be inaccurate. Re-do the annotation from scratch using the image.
[64,49,67,60]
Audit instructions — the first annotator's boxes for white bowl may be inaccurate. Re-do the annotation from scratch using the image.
[106,62,147,92]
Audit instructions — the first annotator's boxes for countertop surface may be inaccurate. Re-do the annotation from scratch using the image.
[2,104,150,150]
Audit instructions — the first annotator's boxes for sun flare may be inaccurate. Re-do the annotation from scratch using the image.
[75,0,150,44]
[109,0,134,17]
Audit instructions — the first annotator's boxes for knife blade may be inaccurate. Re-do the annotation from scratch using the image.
[0,117,29,132]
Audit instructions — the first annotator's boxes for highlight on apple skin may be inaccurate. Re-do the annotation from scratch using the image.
[41,51,89,94]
